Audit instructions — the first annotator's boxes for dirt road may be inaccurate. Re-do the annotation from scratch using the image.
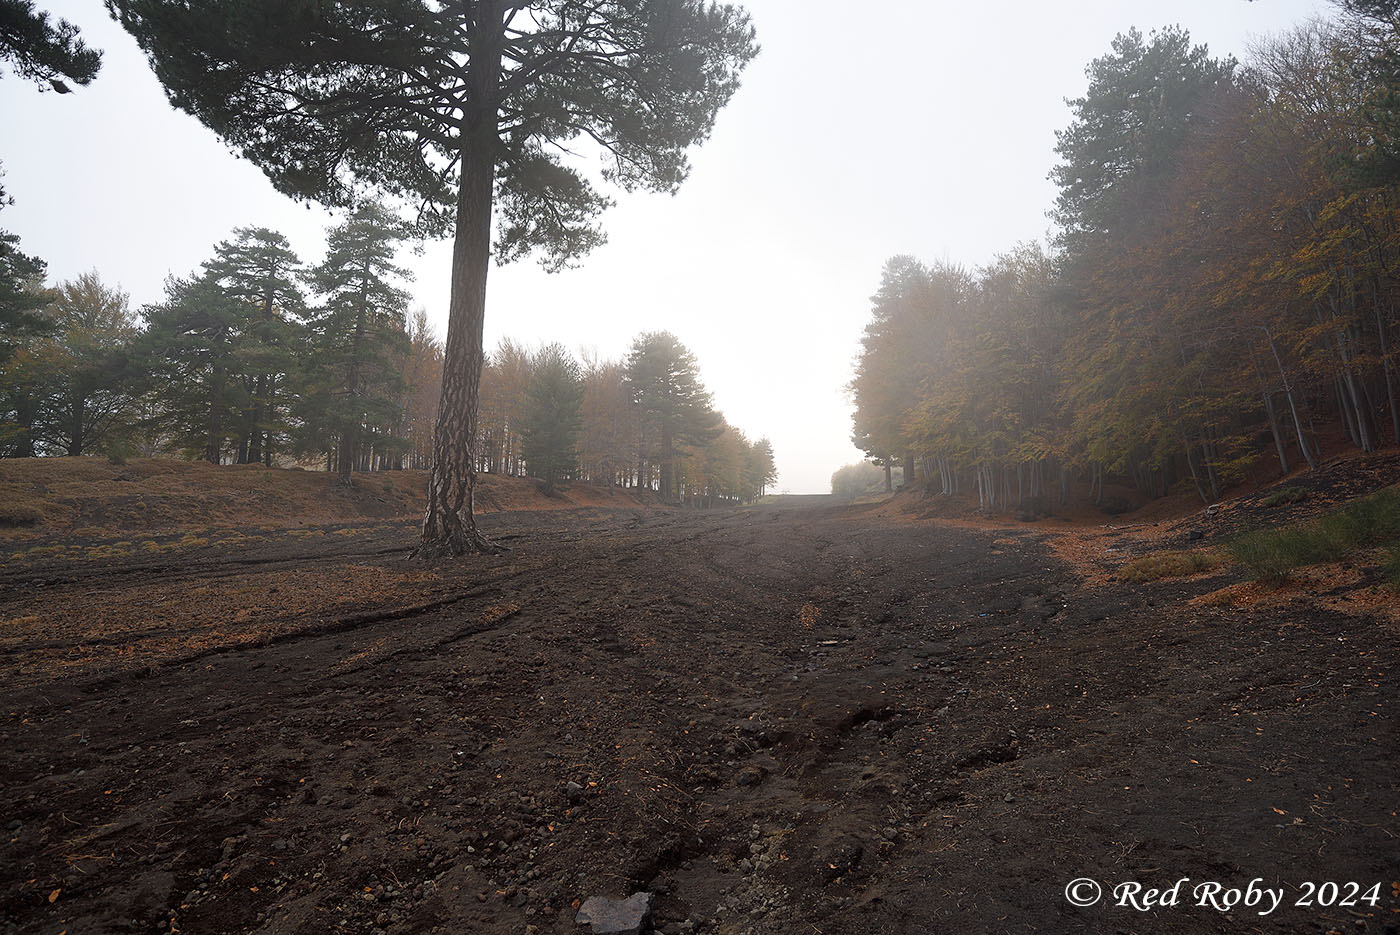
[1,500,1396,934]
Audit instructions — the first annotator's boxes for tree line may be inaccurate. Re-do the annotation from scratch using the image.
[0,207,775,504]
[478,330,778,505]
[851,2,1400,513]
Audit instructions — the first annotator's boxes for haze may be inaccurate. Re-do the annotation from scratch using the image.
[0,0,1326,492]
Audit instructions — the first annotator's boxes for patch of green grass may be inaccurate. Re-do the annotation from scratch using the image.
[1228,486,1400,584]
[1382,543,1400,592]
[1119,550,1220,583]
[1260,486,1308,508]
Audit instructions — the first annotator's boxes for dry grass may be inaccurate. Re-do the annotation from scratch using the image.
[0,456,666,543]
[1117,550,1220,583]
[0,491,44,527]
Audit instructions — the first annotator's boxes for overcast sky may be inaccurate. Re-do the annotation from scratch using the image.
[1,0,1328,492]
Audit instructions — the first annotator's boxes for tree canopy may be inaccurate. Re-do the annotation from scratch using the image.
[0,0,101,91]
[852,16,1400,514]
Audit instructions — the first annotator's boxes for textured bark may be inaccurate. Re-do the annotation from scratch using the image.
[417,4,505,558]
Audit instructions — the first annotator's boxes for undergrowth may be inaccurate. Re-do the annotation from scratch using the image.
[1227,486,1400,585]
[1260,486,1307,508]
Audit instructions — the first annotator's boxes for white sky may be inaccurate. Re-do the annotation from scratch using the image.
[1,0,1328,493]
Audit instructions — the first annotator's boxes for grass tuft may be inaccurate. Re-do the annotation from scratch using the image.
[1260,486,1307,508]
[1119,550,1219,583]
[0,502,44,527]
[1383,543,1400,592]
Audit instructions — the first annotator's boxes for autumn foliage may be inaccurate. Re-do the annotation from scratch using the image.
[852,12,1400,512]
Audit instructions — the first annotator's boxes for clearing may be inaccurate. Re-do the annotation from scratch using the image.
[0,459,1397,935]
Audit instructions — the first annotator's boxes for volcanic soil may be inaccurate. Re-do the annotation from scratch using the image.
[1,471,1397,934]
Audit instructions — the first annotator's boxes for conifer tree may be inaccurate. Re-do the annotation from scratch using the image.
[108,0,758,556]
[304,203,413,484]
[140,272,250,463]
[202,227,305,466]
[520,343,582,495]
[624,331,720,502]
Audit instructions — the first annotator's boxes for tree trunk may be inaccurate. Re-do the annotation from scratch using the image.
[338,286,367,486]
[67,392,85,457]
[660,424,674,502]
[417,5,505,558]
[205,364,225,465]
[1262,325,1316,471]
[248,373,266,463]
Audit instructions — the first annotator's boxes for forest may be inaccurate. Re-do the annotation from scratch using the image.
[0,208,776,506]
[851,3,1400,513]
[1,3,1397,934]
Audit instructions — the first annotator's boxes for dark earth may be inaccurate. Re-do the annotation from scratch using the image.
[1,498,1396,934]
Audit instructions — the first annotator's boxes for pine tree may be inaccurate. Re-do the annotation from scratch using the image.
[520,343,582,495]
[624,331,720,502]
[203,228,305,466]
[140,272,251,463]
[0,0,101,92]
[304,203,412,484]
[109,0,758,557]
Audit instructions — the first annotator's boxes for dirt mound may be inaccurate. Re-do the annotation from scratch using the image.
[0,457,666,541]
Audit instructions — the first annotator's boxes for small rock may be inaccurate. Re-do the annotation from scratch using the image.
[734,766,764,788]
[1003,793,1015,803]
[6,820,20,831]
[576,892,653,935]
[1187,528,1205,541]
[818,839,863,883]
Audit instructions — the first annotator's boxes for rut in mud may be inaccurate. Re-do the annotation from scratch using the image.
[1,499,1395,935]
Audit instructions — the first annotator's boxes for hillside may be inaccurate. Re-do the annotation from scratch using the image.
[0,457,666,543]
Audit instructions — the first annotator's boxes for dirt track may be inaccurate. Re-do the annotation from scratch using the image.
[1,499,1396,934]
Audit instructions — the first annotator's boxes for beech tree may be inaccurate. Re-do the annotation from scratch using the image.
[108,0,758,556]
[578,355,634,486]
[29,272,139,456]
[400,310,444,470]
